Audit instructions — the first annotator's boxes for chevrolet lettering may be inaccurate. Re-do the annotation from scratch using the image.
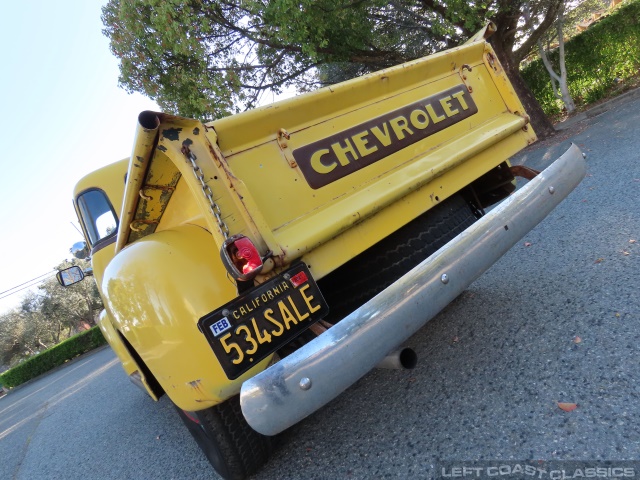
[293,85,478,189]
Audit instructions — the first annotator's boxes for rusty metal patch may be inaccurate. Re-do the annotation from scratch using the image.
[510,164,540,180]
[293,85,478,189]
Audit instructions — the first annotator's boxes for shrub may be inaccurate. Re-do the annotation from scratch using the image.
[522,0,640,115]
[0,327,106,389]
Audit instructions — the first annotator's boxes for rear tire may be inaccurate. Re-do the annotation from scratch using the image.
[318,193,476,320]
[176,395,272,480]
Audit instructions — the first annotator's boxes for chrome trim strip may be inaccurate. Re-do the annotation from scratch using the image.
[240,144,586,436]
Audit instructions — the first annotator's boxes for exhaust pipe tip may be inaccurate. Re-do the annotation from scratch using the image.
[376,347,418,370]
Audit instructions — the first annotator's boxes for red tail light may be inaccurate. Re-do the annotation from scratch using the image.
[220,234,264,281]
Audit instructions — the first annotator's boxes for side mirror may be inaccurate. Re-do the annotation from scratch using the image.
[70,241,90,260]
[57,266,85,287]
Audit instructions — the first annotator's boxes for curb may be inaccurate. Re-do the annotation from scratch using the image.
[555,87,640,131]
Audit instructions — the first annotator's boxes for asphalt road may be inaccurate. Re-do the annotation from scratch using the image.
[1,95,639,480]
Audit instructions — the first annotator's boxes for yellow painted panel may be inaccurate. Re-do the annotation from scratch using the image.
[156,176,208,232]
[101,224,272,410]
[209,44,533,265]
[276,112,527,261]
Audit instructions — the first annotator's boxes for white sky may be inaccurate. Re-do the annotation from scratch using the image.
[0,1,159,313]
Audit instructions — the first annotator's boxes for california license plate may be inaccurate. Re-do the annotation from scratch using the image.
[198,263,329,380]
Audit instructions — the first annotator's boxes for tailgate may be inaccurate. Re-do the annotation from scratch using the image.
[208,41,535,260]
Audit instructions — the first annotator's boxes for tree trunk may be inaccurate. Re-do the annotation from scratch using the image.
[54,322,62,344]
[537,8,576,115]
[85,297,96,325]
[556,14,575,114]
[490,37,556,139]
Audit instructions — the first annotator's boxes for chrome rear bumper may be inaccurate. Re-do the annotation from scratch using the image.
[240,144,586,436]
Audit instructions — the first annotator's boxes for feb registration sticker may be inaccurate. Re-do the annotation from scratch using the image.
[209,317,232,337]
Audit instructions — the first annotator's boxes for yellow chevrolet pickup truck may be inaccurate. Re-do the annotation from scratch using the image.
[58,29,585,479]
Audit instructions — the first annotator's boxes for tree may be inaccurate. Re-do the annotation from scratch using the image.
[102,0,453,119]
[534,0,608,114]
[0,311,26,366]
[449,0,563,137]
[102,0,567,136]
[536,3,576,114]
[419,0,565,136]
[0,259,102,366]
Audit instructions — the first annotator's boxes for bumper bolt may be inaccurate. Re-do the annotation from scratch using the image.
[441,274,449,284]
[299,377,312,391]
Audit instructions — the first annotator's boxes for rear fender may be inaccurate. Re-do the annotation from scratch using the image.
[101,224,273,411]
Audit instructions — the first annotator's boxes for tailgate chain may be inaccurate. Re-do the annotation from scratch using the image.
[182,146,230,239]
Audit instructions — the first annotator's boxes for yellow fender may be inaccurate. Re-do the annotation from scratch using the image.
[101,224,272,411]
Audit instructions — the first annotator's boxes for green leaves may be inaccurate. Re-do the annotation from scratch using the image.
[0,327,107,389]
[103,0,239,120]
[100,0,571,123]
[101,0,468,120]
[522,0,640,115]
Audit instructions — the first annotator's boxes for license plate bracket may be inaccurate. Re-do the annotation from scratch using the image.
[198,263,329,380]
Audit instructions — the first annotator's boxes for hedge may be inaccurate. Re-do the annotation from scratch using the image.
[522,0,640,115]
[0,326,107,389]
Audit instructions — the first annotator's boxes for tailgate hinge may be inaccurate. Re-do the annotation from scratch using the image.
[277,128,298,168]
